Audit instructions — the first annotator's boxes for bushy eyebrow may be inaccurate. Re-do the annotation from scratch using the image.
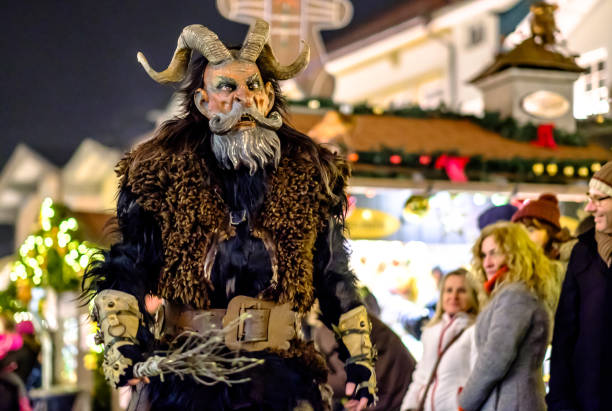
[214,76,237,86]
[247,74,262,84]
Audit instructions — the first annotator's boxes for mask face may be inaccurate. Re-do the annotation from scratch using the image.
[195,60,282,174]
[195,60,274,130]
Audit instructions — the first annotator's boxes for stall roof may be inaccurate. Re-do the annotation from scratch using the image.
[471,37,585,83]
[288,110,610,160]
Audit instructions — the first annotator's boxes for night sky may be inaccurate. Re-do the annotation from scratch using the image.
[0,0,400,169]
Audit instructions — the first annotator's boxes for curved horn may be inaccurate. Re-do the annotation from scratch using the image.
[257,41,310,80]
[137,24,233,84]
[239,19,270,62]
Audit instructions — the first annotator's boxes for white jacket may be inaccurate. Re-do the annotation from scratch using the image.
[402,312,474,411]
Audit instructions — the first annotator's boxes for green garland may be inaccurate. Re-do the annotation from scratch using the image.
[289,99,609,182]
[290,99,588,146]
[350,147,604,183]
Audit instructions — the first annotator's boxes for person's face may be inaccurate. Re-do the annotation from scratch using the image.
[523,224,549,248]
[196,59,274,128]
[441,275,470,316]
[481,235,507,280]
[585,188,612,234]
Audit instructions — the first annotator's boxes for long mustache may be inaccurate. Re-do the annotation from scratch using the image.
[207,102,282,134]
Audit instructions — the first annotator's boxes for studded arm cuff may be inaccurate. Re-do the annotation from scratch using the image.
[334,305,378,403]
[92,289,143,388]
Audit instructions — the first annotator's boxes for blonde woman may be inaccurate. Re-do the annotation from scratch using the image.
[402,269,479,411]
[458,222,558,411]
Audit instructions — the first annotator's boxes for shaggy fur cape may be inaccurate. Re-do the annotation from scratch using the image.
[117,143,349,313]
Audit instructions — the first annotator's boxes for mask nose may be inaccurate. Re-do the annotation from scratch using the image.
[234,86,254,108]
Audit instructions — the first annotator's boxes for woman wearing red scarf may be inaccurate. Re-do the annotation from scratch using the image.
[458,222,557,411]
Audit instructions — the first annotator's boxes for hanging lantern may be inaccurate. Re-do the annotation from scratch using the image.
[578,166,589,177]
[546,163,558,176]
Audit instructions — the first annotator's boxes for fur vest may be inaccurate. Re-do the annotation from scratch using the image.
[116,145,347,313]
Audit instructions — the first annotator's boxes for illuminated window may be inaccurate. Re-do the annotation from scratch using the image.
[574,48,609,119]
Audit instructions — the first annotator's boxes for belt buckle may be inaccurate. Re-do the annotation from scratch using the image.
[237,306,270,343]
[223,295,295,351]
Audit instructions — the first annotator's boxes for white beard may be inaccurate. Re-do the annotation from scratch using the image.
[211,126,281,175]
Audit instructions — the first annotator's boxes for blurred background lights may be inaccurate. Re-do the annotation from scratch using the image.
[472,193,488,206]
[491,193,510,206]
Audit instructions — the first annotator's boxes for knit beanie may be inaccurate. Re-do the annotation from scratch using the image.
[477,204,518,230]
[590,162,612,197]
[511,193,561,229]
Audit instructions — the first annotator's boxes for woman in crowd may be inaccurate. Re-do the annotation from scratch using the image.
[458,222,557,411]
[511,193,576,279]
[402,268,479,411]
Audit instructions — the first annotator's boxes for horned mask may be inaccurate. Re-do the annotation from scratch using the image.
[136,19,310,85]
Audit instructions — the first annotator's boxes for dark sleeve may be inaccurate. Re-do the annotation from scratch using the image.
[313,217,362,331]
[81,185,164,329]
[546,250,580,411]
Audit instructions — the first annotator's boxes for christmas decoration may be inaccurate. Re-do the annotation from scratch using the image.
[7,198,99,294]
[434,154,470,182]
[403,195,430,219]
[290,99,589,146]
[533,124,558,149]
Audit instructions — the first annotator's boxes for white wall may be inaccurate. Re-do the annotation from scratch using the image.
[565,0,612,69]
[328,6,503,113]
[453,13,500,113]
[331,38,449,105]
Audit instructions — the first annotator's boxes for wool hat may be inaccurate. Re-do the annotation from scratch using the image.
[477,204,518,230]
[590,161,612,197]
[511,193,561,229]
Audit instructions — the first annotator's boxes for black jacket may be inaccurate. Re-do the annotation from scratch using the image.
[547,228,612,411]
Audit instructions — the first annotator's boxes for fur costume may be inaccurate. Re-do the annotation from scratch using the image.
[83,19,374,411]
[116,146,348,312]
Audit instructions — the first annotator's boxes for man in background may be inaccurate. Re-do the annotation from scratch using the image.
[547,161,612,411]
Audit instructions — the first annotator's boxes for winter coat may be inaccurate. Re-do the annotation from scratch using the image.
[547,227,612,411]
[402,312,474,411]
[458,283,550,411]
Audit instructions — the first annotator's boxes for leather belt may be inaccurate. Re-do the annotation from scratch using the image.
[163,295,298,351]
